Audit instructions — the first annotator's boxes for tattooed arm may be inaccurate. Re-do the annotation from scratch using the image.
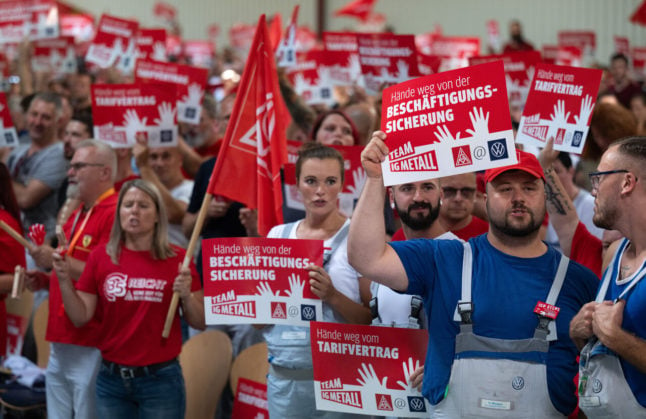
[538,139,579,256]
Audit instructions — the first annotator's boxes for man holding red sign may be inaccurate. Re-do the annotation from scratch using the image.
[349,132,598,417]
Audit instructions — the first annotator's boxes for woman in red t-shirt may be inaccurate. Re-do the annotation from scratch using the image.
[0,163,26,358]
[53,179,204,418]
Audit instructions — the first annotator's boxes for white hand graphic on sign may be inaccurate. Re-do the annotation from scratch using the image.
[548,100,570,139]
[346,167,367,201]
[434,125,460,143]
[152,42,167,61]
[524,66,535,87]
[181,83,204,109]
[122,109,148,142]
[465,107,490,139]
[285,274,304,298]
[153,102,176,127]
[573,94,594,128]
[256,282,280,297]
[108,38,124,67]
[356,363,388,390]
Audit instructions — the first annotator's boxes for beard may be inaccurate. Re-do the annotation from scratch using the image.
[488,203,542,237]
[66,183,80,199]
[592,201,616,230]
[396,198,440,231]
[183,130,207,148]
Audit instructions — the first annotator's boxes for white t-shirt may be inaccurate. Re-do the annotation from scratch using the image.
[168,179,194,248]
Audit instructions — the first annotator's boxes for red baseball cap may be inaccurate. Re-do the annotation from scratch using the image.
[484,149,546,184]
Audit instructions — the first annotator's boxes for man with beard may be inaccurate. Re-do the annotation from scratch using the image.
[373,180,460,328]
[348,131,598,418]
[569,137,646,417]
[26,139,117,419]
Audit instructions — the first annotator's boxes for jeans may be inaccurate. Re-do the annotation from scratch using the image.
[46,343,101,419]
[95,360,186,419]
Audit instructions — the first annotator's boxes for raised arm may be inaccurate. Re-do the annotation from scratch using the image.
[52,252,97,327]
[538,138,579,256]
[347,131,408,291]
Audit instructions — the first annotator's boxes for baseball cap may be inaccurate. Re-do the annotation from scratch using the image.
[484,150,546,184]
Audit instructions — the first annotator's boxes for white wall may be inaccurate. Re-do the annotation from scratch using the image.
[67,0,646,65]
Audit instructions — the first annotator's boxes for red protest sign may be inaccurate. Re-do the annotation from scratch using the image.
[136,28,167,62]
[556,46,583,67]
[6,313,27,356]
[32,36,77,75]
[311,322,430,416]
[357,33,420,93]
[183,40,214,69]
[633,47,646,80]
[431,36,480,71]
[202,237,324,326]
[380,61,515,186]
[469,51,541,108]
[542,45,558,65]
[517,63,602,154]
[558,30,596,54]
[134,59,208,125]
[153,1,176,21]
[0,92,19,148]
[232,378,268,419]
[0,0,59,43]
[614,36,630,55]
[285,51,335,106]
[91,83,178,148]
[85,14,139,69]
[322,32,361,85]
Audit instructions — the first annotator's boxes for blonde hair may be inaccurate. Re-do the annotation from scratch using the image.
[106,179,176,264]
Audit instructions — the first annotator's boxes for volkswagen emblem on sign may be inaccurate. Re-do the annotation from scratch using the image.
[487,139,509,160]
[407,396,426,412]
[301,304,316,321]
[512,376,525,390]
[592,378,602,393]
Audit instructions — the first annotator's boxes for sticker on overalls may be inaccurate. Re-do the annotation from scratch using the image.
[534,301,560,319]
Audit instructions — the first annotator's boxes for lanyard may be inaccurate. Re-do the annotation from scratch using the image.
[66,188,115,255]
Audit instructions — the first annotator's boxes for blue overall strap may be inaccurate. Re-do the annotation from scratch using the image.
[533,254,568,341]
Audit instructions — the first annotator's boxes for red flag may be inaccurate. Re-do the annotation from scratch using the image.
[269,13,283,52]
[207,15,287,236]
[631,1,646,25]
[334,0,376,22]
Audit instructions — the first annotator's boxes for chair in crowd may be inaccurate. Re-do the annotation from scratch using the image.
[179,330,233,419]
[229,341,268,396]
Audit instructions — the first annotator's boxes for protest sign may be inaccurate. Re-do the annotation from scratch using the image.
[431,36,480,71]
[311,322,430,417]
[357,33,419,93]
[232,378,268,419]
[322,32,361,85]
[542,45,558,65]
[469,51,541,108]
[633,47,646,79]
[0,92,19,148]
[6,313,27,356]
[184,40,214,68]
[285,51,335,106]
[32,36,77,74]
[202,237,324,326]
[135,59,208,125]
[556,46,583,67]
[276,5,299,68]
[136,28,167,62]
[85,14,139,70]
[517,63,602,153]
[153,1,176,21]
[614,36,630,56]
[0,0,59,44]
[380,61,515,186]
[91,83,178,148]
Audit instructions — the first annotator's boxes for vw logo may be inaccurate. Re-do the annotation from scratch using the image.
[301,305,315,320]
[491,142,506,158]
[592,378,603,394]
[512,376,525,390]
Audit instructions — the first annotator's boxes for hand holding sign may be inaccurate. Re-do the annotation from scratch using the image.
[396,357,422,392]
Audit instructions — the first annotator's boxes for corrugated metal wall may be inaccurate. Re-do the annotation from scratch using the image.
[69,0,646,65]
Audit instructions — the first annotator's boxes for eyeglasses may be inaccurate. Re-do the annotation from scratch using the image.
[442,187,476,199]
[69,162,105,171]
[588,169,629,190]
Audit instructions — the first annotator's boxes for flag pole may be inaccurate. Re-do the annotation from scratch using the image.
[162,191,212,338]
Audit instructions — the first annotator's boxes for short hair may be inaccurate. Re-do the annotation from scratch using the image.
[202,94,218,120]
[584,103,637,160]
[75,139,117,182]
[31,91,63,119]
[611,52,629,66]
[106,179,175,265]
[295,142,345,184]
[71,109,94,134]
[612,136,646,174]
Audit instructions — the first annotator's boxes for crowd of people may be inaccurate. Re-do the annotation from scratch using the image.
[0,13,645,419]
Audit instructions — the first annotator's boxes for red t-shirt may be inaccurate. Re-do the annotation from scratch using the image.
[76,245,200,365]
[114,174,141,192]
[570,221,602,278]
[0,210,26,357]
[46,191,117,346]
[451,216,489,241]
